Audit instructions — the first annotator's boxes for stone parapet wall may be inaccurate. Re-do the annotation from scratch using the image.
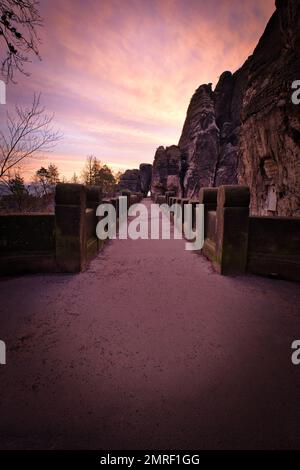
[0,214,56,275]
[200,185,300,281]
[0,184,145,275]
[248,216,300,281]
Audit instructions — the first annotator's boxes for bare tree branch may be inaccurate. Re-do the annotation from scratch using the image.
[0,93,62,179]
[0,0,43,83]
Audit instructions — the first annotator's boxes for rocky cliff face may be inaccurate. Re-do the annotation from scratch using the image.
[237,0,300,216]
[178,64,247,200]
[178,83,223,198]
[154,0,300,216]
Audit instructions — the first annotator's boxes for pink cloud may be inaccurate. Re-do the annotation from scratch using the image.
[2,0,275,180]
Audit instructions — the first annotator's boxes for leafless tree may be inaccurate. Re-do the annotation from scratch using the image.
[0,0,43,83]
[0,93,62,179]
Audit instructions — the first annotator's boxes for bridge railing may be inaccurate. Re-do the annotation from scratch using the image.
[1,183,299,280]
[162,184,300,281]
[0,213,56,275]
[0,184,144,275]
[200,185,300,281]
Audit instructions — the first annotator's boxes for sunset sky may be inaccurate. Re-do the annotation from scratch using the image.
[2,0,275,180]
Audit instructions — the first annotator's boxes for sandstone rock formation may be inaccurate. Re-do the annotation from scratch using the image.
[139,164,152,196]
[178,64,248,200]
[178,83,222,199]
[153,0,300,216]
[151,145,181,196]
[237,0,300,216]
[119,164,152,195]
[119,169,141,193]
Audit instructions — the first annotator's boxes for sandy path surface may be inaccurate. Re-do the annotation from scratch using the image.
[0,199,300,449]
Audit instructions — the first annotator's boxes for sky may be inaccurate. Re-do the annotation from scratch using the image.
[1,0,275,181]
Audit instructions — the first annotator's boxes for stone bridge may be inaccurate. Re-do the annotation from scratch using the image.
[0,185,300,449]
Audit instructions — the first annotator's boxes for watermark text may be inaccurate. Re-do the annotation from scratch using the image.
[0,340,6,365]
[291,340,300,365]
[96,198,204,251]
[291,80,300,105]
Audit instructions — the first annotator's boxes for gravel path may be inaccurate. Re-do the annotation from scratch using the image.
[0,200,300,449]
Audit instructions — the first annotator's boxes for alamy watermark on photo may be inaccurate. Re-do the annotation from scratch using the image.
[291,80,300,105]
[0,340,6,365]
[96,197,204,251]
[291,340,300,365]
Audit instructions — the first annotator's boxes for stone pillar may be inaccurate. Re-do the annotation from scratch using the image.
[87,186,102,234]
[199,187,218,242]
[199,187,218,236]
[165,191,175,206]
[86,186,102,253]
[215,185,250,275]
[199,187,218,207]
[86,186,102,211]
[55,183,87,273]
